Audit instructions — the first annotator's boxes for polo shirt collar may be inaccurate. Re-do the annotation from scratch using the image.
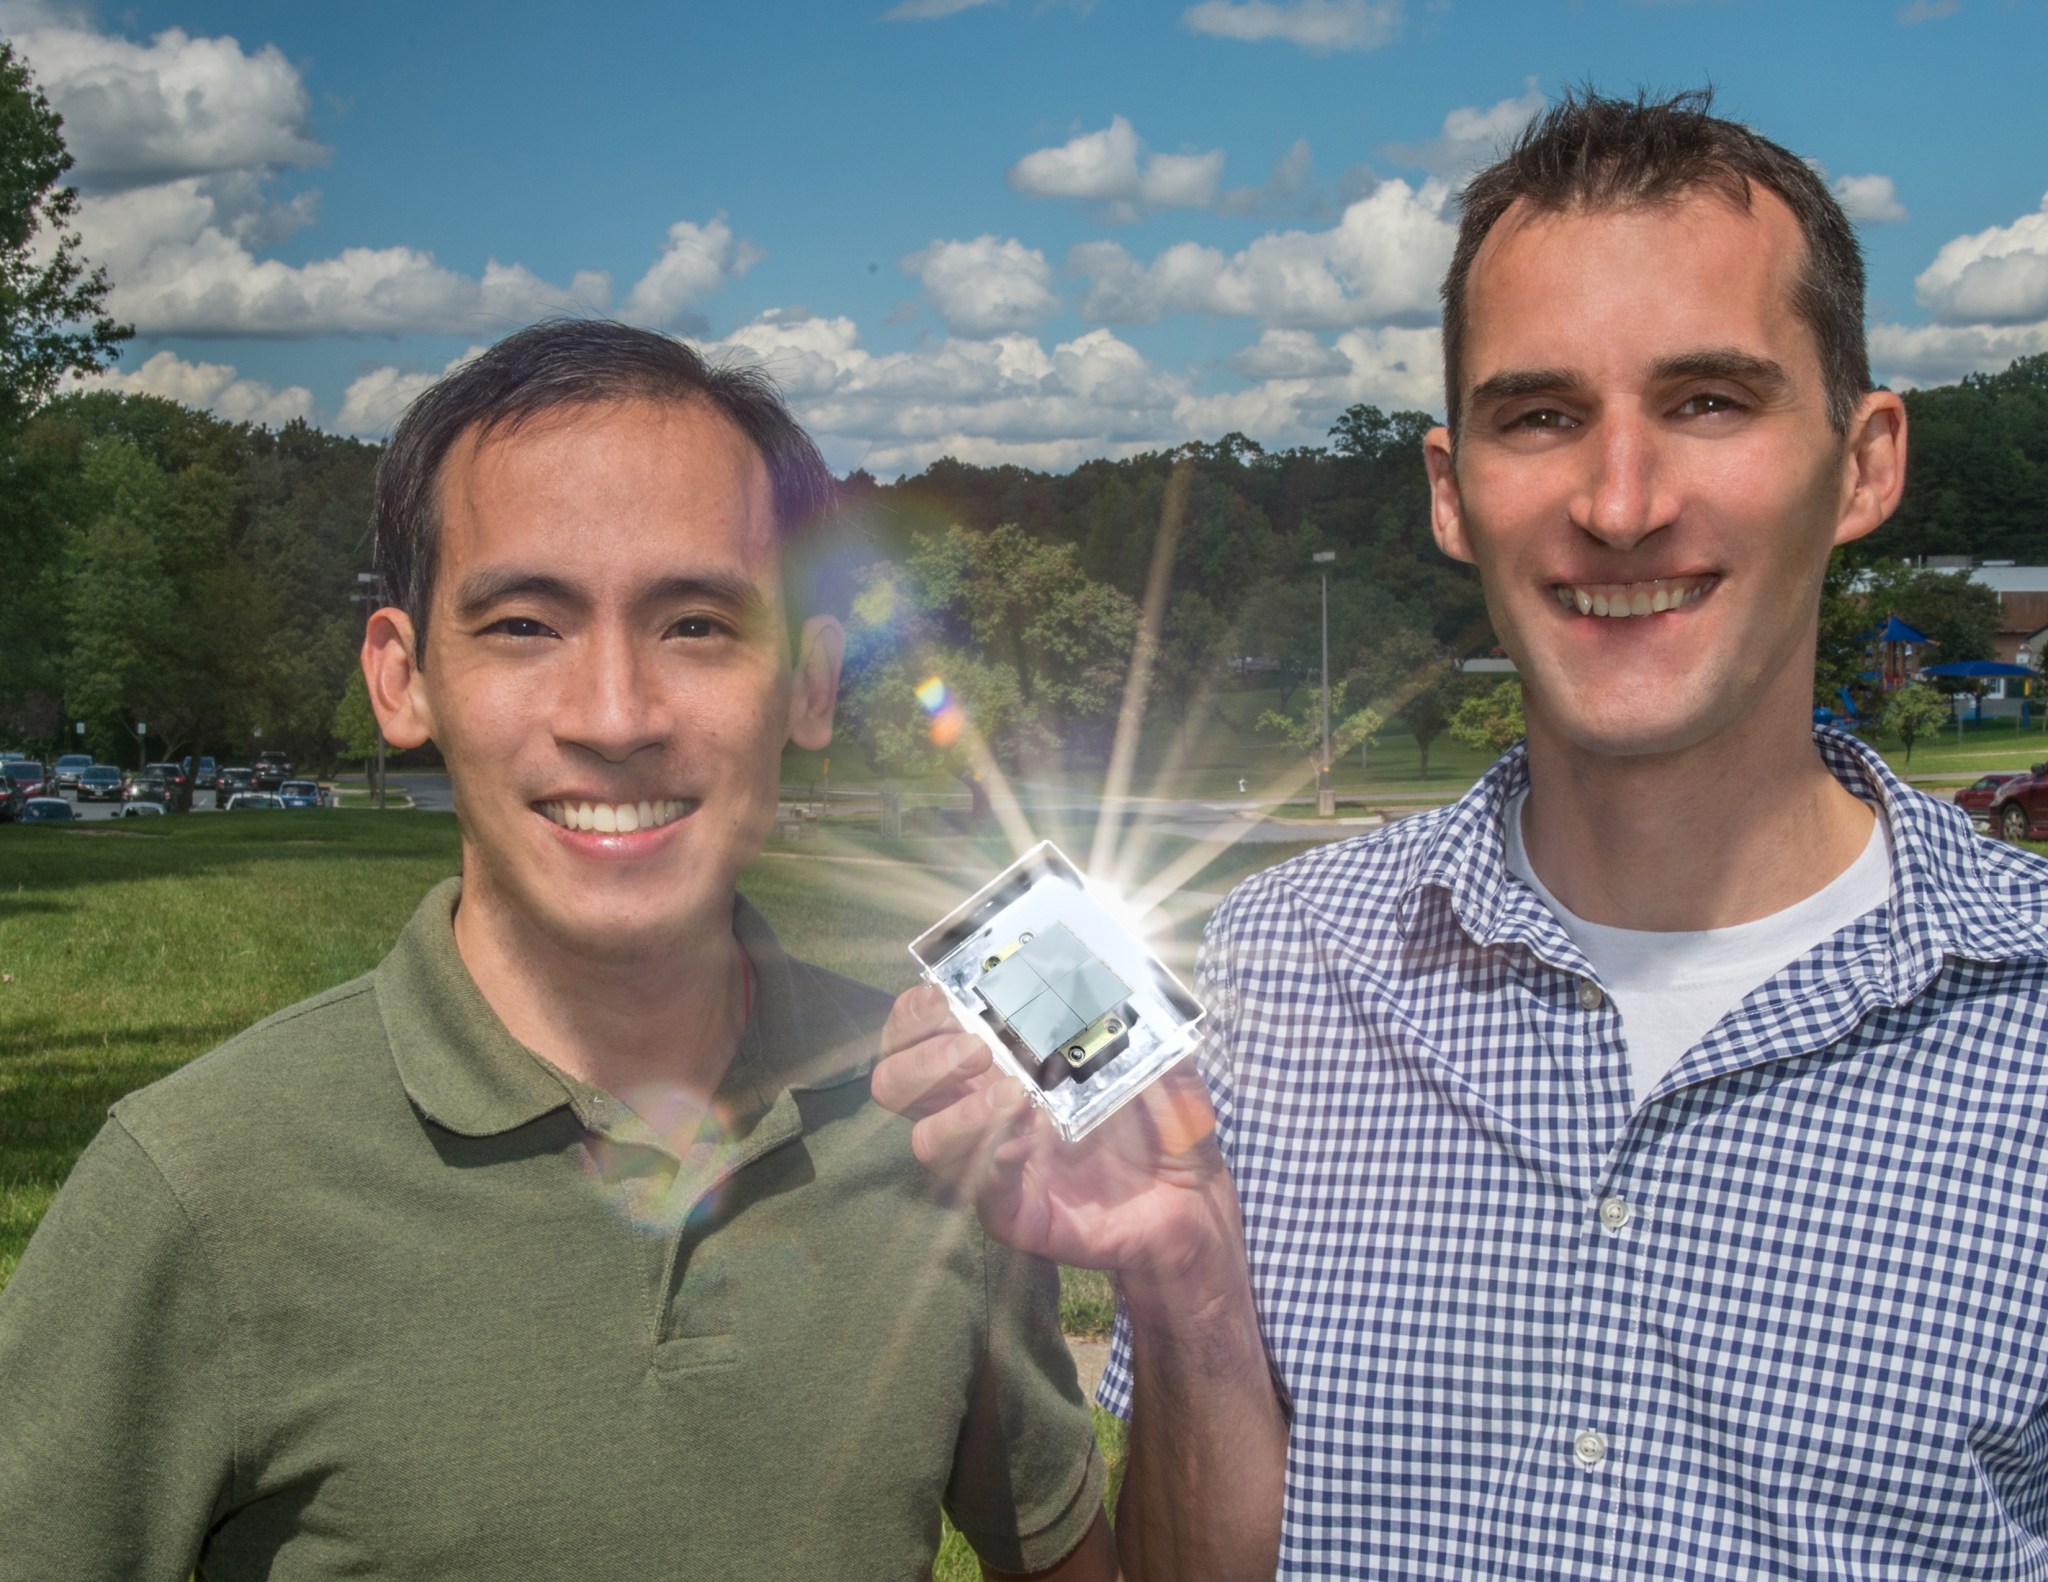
[377,878,868,1140]
[1395,725,2048,997]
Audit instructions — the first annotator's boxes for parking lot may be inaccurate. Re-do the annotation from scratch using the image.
[59,788,230,821]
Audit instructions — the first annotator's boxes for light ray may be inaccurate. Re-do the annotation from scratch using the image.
[1087,458,1193,882]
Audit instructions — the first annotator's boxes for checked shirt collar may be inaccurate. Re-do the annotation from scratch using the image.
[1392,726,2048,1109]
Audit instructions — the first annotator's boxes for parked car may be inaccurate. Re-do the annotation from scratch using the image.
[224,792,286,810]
[3,760,48,800]
[18,797,78,823]
[277,779,325,809]
[218,766,255,803]
[142,761,193,810]
[52,753,92,791]
[252,751,294,791]
[76,765,126,803]
[125,771,174,806]
[1989,763,2048,843]
[194,756,220,797]
[119,800,168,817]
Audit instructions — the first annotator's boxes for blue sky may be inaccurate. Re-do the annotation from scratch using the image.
[8,0,2048,472]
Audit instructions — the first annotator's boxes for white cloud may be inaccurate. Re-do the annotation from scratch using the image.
[1181,0,1402,53]
[881,0,998,17]
[3,7,325,186]
[1869,320,2048,388]
[334,346,486,437]
[903,236,1059,337]
[1070,176,1455,330]
[1383,84,1543,178]
[1219,138,1323,218]
[1008,116,1225,222]
[68,348,312,426]
[1228,327,1350,379]
[1897,0,1958,22]
[621,216,765,327]
[1832,173,1907,225]
[1182,326,1442,438]
[1914,193,2048,326]
[696,311,1188,471]
[74,175,616,336]
[693,308,1440,473]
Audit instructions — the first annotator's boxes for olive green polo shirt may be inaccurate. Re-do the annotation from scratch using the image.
[0,879,1103,1580]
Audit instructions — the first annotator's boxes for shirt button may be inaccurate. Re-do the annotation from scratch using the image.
[1577,979,1605,1012]
[1598,1195,1631,1232]
[1573,1428,1607,1468]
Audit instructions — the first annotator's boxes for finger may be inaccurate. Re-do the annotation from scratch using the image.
[871,1031,994,1122]
[907,1073,1034,1185]
[881,982,962,1057]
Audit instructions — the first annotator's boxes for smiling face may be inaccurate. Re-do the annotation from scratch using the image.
[1426,188,1903,766]
[366,398,839,965]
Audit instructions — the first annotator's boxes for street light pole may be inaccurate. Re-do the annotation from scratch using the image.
[1313,551,1336,816]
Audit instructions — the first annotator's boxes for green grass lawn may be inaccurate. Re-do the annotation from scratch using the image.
[9,800,2040,1575]
[1,808,1311,1578]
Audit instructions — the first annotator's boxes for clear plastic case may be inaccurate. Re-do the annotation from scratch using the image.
[909,841,1204,1142]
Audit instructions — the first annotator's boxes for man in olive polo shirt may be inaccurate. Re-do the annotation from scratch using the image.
[0,321,1112,1580]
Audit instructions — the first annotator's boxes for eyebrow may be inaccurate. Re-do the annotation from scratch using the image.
[1465,348,1793,413]
[1649,348,1791,395]
[450,569,769,625]
[1465,367,1584,410]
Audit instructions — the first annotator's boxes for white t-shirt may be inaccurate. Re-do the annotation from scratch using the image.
[1503,791,1892,1106]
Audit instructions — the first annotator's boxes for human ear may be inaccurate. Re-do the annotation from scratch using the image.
[786,615,844,752]
[1832,390,1908,550]
[1424,426,1476,565]
[362,608,434,751]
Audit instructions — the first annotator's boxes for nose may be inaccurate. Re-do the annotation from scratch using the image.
[554,622,667,764]
[1570,412,1676,552]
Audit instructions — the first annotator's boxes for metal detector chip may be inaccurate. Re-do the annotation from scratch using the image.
[910,842,1203,1142]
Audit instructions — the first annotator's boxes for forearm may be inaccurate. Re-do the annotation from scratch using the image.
[1112,1207,1285,1582]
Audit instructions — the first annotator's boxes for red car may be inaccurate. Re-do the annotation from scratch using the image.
[1954,772,2025,832]
[1987,764,2048,843]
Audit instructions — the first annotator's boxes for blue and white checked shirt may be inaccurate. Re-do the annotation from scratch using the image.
[1101,729,2048,1578]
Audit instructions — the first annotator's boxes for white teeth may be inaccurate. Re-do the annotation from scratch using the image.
[1559,579,1705,619]
[540,797,692,833]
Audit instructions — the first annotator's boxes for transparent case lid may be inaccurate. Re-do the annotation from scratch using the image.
[909,840,1204,1142]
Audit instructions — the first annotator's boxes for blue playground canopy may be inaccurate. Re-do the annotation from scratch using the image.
[1918,660,2040,679]
[1870,615,1934,644]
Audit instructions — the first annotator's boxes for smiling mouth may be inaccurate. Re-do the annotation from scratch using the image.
[1553,574,1718,619]
[535,797,698,834]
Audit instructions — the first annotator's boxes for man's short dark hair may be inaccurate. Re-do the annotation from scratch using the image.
[371,318,838,664]
[1441,86,1871,440]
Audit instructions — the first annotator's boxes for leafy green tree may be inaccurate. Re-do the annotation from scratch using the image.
[1154,590,1230,742]
[1257,678,1383,768]
[332,668,382,765]
[0,42,127,430]
[1881,681,1950,766]
[1448,677,1525,755]
[836,527,1139,776]
[1346,628,1464,777]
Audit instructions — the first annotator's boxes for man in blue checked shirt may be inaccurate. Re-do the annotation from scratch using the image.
[876,86,2048,1580]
